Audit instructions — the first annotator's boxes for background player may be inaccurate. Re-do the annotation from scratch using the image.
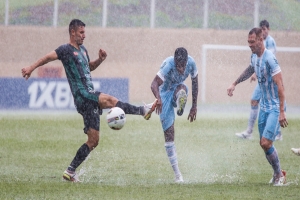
[235,20,282,140]
[227,27,288,186]
[21,19,157,182]
[150,47,198,183]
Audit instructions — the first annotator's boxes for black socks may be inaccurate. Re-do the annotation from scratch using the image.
[69,143,90,171]
[116,101,143,115]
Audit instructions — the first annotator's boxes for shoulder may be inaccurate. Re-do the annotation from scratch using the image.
[265,49,275,58]
[160,56,174,68]
[55,44,72,58]
[80,45,87,51]
[267,35,276,43]
[187,56,197,68]
[163,56,174,64]
[56,44,71,52]
[264,49,279,66]
[187,55,195,63]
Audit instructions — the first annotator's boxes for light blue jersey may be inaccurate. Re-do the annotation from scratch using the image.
[157,56,198,131]
[264,35,276,55]
[251,35,277,100]
[250,49,281,112]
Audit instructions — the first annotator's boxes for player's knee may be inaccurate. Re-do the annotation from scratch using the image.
[86,129,100,150]
[260,140,272,151]
[99,93,118,108]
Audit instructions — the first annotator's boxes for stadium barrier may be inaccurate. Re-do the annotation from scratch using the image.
[0,78,128,110]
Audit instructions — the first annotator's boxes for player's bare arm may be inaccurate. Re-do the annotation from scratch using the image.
[21,50,58,80]
[250,73,257,83]
[227,65,255,96]
[273,72,288,128]
[188,75,198,122]
[89,49,107,71]
[151,75,163,114]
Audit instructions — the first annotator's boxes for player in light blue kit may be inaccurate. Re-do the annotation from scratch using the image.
[235,20,282,141]
[150,47,198,183]
[228,28,288,186]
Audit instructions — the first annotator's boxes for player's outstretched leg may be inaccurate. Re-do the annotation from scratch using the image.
[291,148,300,156]
[115,99,157,120]
[176,89,187,116]
[143,99,158,120]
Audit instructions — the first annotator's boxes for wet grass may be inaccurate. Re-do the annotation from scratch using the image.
[0,112,300,199]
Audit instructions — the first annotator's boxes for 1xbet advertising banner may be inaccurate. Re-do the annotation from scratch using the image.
[0,78,128,110]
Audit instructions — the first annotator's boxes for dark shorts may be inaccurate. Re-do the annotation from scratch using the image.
[76,92,102,134]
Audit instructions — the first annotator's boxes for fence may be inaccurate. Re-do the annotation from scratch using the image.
[2,0,300,31]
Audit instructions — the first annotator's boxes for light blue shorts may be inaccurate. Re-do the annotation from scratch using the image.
[251,84,261,101]
[258,109,280,141]
[159,84,188,131]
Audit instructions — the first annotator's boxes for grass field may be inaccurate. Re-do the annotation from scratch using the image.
[1,110,300,199]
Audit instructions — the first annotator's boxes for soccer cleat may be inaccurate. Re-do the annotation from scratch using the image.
[291,148,300,156]
[235,130,252,139]
[143,99,158,120]
[63,170,81,183]
[175,174,184,183]
[275,133,283,141]
[176,89,187,116]
[273,170,286,186]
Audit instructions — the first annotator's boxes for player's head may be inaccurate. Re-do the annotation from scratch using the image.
[69,19,86,45]
[248,28,264,55]
[174,47,188,75]
[259,20,270,39]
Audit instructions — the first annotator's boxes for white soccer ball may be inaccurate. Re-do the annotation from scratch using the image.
[106,107,126,130]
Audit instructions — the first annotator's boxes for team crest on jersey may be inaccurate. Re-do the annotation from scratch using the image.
[73,52,78,56]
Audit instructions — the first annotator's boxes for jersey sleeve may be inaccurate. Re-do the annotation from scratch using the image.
[55,44,68,61]
[267,52,281,76]
[157,57,173,82]
[188,56,198,78]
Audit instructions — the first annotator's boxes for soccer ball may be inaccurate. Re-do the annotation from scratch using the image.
[106,107,126,130]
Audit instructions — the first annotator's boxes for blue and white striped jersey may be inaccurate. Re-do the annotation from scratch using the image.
[250,49,281,111]
[264,35,276,55]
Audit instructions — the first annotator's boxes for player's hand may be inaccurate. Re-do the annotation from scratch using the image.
[188,106,197,122]
[98,49,107,62]
[21,66,33,80]
[279,112,288,128]
[227,84,235,97]
[155,98,162,115]
[250,74,257,83]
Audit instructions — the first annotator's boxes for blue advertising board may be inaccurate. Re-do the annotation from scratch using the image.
[0,78,128,110]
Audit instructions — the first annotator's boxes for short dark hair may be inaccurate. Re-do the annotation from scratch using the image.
[249,27,263,38]
[259,20,269,28]
[174,47,188,63]
[69,19,85,35]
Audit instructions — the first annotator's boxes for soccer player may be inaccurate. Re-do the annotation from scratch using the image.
[227,27,288,186]
[21,19,157,182]
[150,47,198,183]
[235,20,282,140]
